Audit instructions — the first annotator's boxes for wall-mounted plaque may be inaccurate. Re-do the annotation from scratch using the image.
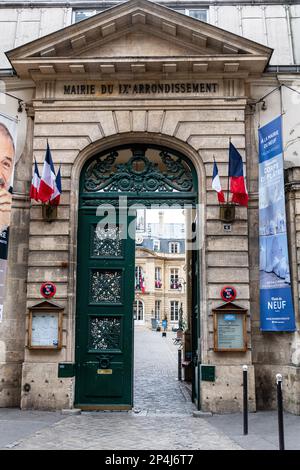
[28,301,63,350]
[213,302,247,352]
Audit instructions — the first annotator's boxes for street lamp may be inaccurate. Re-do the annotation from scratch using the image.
[178,302,184,331]
[177,277,186,332]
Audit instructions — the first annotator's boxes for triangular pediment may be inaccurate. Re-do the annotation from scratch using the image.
[78,30,209,58]
[6,0,273,78]
[29,300,64,311]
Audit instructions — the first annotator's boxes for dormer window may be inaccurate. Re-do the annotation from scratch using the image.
[153,240,160,252]
[169,242,180,254]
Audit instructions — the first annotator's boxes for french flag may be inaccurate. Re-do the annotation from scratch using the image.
[212,160,225,203]
[229,142,248,207]
[29,159,41,202]
[139,274,145,294]
[39,142,56,203]
[50,165,62,206]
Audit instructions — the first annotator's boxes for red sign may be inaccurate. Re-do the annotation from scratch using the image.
[40,282,56,299]
[220,286,237,302]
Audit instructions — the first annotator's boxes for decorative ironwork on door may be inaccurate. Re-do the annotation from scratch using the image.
[83,148,194,193]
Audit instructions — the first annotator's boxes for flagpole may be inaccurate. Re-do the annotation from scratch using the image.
[213,155,219,206]
[227,137,231,204]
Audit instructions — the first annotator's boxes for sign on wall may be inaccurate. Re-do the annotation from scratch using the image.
[220,286,237,302]
[0,113,17,322]
[213,303,247,352]
[40,282,57,299]
[60,81,220,98]
[28,301,63,350]
[258,116,296,331]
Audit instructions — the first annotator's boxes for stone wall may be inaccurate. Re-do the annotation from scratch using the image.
[18,83,253,411]
[201,365,256,414]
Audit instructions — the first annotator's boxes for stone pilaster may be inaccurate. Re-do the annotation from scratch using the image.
[0,110,33,407]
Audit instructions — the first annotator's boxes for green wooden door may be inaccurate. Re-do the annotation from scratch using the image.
[191,217,200,404]
[75,208,136,409]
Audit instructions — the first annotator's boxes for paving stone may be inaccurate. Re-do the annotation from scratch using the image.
[6,328,241,450]
[6,328,300,450]
[61,409,81,416]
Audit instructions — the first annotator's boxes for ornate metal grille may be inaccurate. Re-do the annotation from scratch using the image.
[91,224,122,257]
[89,317,121,350]
[90,270,122,303]
[83,148,194,193]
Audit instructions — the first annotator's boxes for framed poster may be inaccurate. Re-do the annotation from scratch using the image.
[28,301,63,350]
[213,303,247,352]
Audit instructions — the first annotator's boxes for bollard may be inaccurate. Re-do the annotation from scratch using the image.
[243,365,248,435]
[197,363,201,411]
[276,374,285,451]
[178,348,182,381]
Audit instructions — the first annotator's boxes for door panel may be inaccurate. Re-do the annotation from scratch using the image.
[75,209,136,408]
[82,363,125,398]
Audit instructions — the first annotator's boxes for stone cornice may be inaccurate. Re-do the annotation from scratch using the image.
[285,181,300,193]
[12,56,269,80]
[0,1,293,7]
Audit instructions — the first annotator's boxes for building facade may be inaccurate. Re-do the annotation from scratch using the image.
[0,0,300,413]
[134,250,187,329]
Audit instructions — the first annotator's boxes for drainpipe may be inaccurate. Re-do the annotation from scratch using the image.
[285,5,296,66]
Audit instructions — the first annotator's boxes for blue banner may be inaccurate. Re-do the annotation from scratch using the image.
[258,116,296,331]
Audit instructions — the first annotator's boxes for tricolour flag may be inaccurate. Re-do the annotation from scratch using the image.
[139,274,145,294]
[39,142,56,203]
[50,165,62,206]
[229,142,248,207]
[212,160,225,203]
[29,159,41,202]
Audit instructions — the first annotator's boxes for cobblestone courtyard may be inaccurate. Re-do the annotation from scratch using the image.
[1,327,300,450]
[1,327,241,450]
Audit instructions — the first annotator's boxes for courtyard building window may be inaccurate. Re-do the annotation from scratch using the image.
[155,267,162,288]
[133,300,144,322]
[170,268,180,289]
[135,266,145,292]
[170,301,179,322]
[155,300,161,320]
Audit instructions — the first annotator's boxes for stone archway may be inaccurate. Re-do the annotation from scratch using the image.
[69,132,208,356]
[73,139,202,409]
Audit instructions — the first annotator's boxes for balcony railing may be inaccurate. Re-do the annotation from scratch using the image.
[170,282,182,290]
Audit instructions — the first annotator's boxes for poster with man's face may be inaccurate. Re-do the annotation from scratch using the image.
[0,116,16,260]
[0,114,17,323]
